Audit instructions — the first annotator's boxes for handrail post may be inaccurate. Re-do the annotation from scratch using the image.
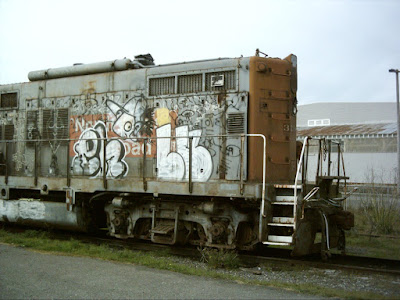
[103,137,107,190]
[255,134,266,242]
[337,142,341,195]
[5,141,8,185]
[328,140,332,176]
[66,139,70,187]
[239,134,245,195]
[143,138,147,191]
[316,139,322,183]
[293,136,309,231]
[34,141,38,186]
[305,140,309,187]
[189,136,193,194]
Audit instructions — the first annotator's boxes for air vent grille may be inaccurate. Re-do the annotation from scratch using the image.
[149,76,175,96]
[1,93,18,108]
[42,109,69,144]
[26,110,40,146]
[227,113,245,134]
[177,74,202,94]
[4,124,15,140]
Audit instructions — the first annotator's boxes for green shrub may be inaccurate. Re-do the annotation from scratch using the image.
[198,247,240,269]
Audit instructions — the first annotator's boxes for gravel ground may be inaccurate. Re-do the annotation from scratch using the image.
[167,255,400,298]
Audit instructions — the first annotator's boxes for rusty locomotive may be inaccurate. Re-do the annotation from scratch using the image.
[0,50,353,257]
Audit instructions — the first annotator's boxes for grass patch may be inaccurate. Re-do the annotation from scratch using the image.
[0,227,391,299]
[345,231,400,260]
[345,200,400,260]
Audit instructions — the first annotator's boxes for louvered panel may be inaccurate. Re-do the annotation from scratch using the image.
[4,125,14,140]
[26,110,39,146]
[205,70,236,91]
[0,93,18,108]
[149,76,175,96]
[42,110,53,140]
[177,74,202,94]
[42,109,69,144]
[227,113,245,134]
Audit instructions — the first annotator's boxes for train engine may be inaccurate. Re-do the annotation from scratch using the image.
[0,50,353,257]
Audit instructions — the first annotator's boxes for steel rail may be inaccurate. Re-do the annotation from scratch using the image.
[1,225,399,276]
[76,233,400,276]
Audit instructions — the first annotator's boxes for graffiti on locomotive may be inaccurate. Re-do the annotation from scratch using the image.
[68,92,245,181]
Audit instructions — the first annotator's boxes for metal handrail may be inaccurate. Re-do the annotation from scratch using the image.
[0,133,266,198]
[1,133,269,242]
[293,136,309,230]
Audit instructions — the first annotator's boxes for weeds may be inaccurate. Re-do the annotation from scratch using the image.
[198,247,240,269]
[356,169,400,235]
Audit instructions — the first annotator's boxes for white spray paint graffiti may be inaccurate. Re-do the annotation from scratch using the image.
[106,96,155,140]
[67,93,246,181]
[71,121,128,178]
[156,124,212,182]
[0,200,45,222]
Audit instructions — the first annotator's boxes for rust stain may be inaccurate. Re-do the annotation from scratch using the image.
[81,80,96,94]
[248,56,297,183]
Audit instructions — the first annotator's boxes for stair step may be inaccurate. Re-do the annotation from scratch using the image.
[263,241,292,246]
[271,201,295,205]
[150,224,175,235]
[274,184,302,189]
[275,195,297,202]
[268,223,295,227]
[271,217,294,224]
[267,235,293,244]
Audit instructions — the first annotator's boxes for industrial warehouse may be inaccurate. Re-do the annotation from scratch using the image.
[297,102,397,185]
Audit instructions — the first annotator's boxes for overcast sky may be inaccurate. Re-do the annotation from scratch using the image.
[0,0,399,105]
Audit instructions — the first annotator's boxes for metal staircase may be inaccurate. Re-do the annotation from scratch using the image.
[259,136,352,257]
[261,137,309,247]
[263,184,301,245]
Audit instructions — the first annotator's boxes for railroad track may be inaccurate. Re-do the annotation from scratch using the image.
[74,232,400,276]
[2,225,399,276]
[241,252,400,276]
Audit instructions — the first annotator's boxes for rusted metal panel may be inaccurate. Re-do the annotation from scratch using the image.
[248,56,297,184]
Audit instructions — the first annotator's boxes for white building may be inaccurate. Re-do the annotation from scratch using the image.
[297,102,397,184]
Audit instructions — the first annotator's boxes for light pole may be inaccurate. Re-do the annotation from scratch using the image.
[389,68,400,195]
